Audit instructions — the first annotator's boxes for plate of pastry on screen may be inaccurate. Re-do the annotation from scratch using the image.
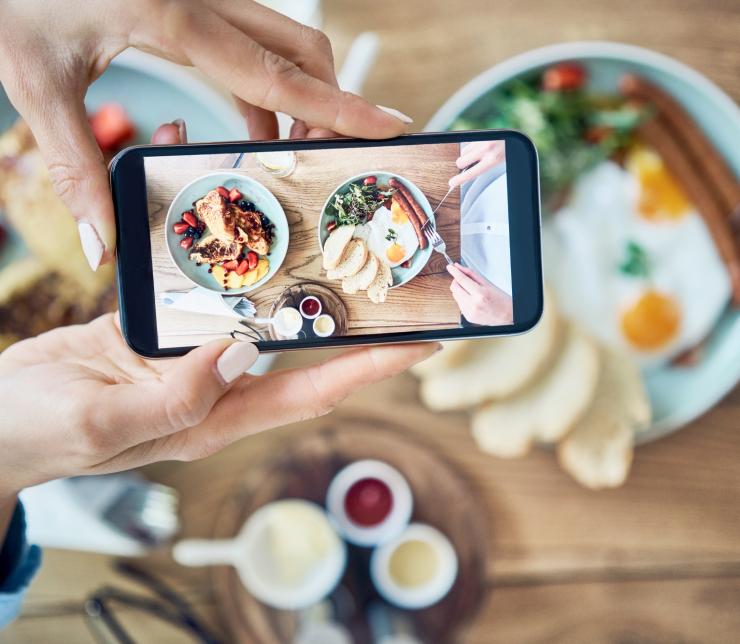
[165,171,289,294]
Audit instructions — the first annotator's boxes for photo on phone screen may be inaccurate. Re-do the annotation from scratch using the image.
[135,135,534,351]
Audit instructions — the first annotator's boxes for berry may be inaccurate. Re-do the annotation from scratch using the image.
[216,186,230,200]
[223,260,239,271]
[247,251,258,270]
[228,188,242,202]
[89,103,136,153]
[179,237,193,250]
[236,259,249,275]
[173,221,189,235]
[182,211,198,228]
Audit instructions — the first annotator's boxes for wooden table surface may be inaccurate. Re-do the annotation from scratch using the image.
[6,1,740,642]
[148,144,461,349]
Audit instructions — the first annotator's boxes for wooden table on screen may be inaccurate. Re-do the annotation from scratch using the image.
[147,144,461,348]
[5,1,740,642]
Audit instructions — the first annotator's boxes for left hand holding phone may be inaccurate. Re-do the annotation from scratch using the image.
[0,0,413,270]
[0,122,438,502]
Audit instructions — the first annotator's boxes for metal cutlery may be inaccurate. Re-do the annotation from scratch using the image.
[423,220,453,265]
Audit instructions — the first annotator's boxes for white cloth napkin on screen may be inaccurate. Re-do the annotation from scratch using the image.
[161,287,256,319]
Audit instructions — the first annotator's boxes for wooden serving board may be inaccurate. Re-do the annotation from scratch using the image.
[209,421,488,644]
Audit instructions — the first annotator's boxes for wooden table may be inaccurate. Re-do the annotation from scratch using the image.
[5,1,740,642]
[147,144,461,348]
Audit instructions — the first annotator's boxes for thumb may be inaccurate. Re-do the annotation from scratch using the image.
[22,95,115,270]
[97,340,259,445]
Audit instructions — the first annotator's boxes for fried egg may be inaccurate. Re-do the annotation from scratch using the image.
[357,204,419,268]
[543,151,731,368]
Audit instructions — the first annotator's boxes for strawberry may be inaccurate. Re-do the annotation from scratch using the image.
[90,103,136,152]
[236,259,249,275]
[216,186,230,200]
[182,211,198,228]
[247,251,258,270]
[228,188,243,202]
[180,237,194,250]
[173,221,189,235]
[223,260,239,271]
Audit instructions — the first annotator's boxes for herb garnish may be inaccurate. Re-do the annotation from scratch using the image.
[385,228,398,242]
[328,181,394,226]
[619,240,650,277]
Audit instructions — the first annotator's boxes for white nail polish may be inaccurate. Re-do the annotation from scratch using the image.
[78,221,104,272]
[376,105,413,124]
[216,342,259,384]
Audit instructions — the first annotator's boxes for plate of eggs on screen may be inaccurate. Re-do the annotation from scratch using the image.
[318,172,434,304]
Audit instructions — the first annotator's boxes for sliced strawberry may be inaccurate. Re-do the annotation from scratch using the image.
[228,188,243,202]
[236,259,249,275]
[216,186,230,200]
[89,103,136,152]
[182,211,198,228]
[247,251,258,270]
[173,221,190,234]
[180,236,194,250]
[223,260,239,271]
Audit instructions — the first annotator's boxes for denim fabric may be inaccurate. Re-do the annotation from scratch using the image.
[0,503,42,629]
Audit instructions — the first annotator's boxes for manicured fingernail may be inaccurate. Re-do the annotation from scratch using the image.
[78,221,104,271]
[376,105,413,124]
[172,119,187,143]
[216,342,259,384]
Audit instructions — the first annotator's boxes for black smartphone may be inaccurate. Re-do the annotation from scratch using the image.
[111,130,542,357]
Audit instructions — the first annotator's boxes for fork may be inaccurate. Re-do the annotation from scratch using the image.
[423,221,453,265]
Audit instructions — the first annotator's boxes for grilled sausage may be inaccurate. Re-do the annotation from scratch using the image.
[389,178,429,228]
[392,191,427,250]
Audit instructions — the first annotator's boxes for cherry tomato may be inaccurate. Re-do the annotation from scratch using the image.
[542,62,586,91]
[363,175,377,185]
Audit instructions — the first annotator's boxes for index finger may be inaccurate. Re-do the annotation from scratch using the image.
[178,11,410,138]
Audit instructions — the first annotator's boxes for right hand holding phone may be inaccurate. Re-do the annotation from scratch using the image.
[0,0,412,270]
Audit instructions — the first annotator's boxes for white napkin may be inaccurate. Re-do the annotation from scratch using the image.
[161,287,256,319]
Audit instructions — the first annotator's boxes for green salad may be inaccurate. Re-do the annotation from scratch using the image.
[450,62,647,209]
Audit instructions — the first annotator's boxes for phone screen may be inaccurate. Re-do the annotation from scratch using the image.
[141,137,521,349]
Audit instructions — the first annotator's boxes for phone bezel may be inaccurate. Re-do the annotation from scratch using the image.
[111,130,542,358]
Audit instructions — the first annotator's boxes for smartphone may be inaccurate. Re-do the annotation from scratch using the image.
[111,130,542,357]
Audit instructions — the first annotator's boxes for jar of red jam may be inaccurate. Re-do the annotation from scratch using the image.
[326,460,413,547]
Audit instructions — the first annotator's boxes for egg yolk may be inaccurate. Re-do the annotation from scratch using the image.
[386,243,406,264]
[390,200,409,225]
[620,290,681,351]
[628,146,691,220]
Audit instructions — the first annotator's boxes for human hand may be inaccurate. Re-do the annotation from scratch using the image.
[0,0,412,270]
[448,141,505,189]
[447,262,513,326]
[0,313,438,497]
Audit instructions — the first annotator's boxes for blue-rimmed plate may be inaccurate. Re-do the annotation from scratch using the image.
[318,172,433,288]
[427,41,740,443]
[165,171,288,294]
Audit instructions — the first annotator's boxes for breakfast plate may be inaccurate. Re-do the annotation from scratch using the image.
[426,41,740,442]
[318,172,434,289]
[165,171,289,294]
